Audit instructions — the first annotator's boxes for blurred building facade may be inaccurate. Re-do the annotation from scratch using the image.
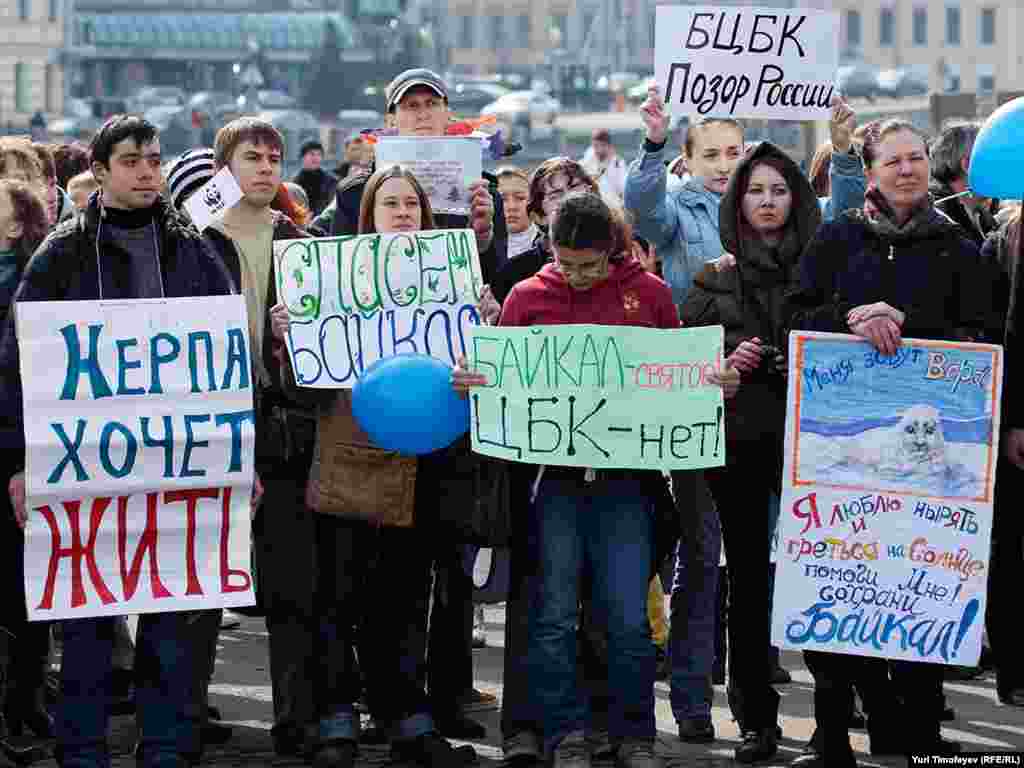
[834,0,1022,95]
[0,0,65,129]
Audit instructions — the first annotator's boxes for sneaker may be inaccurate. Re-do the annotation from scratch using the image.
[503,731,541,765]
[472,606,487,648]
[437,715,486,740]
[392,733,477,768]
[585,730,614,759]
[460,688,499,714]
[220,611,242,631]
[677,717,715,744]
[791,749,857,768]
[735,728,778,764]
[615,739,656,768]
[314,740,357,768]
[999,688,1024,707]
[654,647,670,681]
[770,665,792,685]
[553,731,589,768]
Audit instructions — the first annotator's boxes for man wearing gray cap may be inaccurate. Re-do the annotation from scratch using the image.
[325,68,508,283]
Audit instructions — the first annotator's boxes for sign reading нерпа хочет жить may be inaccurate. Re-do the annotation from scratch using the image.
[468,324,726,471]
[654,6,839,121]
[18,296,257,621]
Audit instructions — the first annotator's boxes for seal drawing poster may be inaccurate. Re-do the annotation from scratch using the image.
[771,332,1002,665]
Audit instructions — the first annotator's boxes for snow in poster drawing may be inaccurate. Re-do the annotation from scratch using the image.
[772,332,1002,666]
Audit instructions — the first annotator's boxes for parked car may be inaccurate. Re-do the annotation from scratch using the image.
[481,90,560,140]
[836,62,882,101]
[876,66,930,99]
[449,82,510,115]
[129,86,186,113]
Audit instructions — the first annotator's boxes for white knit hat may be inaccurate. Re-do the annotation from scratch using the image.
[165,148,216,212]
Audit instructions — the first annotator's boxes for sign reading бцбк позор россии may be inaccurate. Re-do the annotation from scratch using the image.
[654,6,839,121]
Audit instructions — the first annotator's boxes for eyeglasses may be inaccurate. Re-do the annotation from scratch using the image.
[542,179,588,204]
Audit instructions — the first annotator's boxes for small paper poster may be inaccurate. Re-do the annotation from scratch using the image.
[374,137,482,215]
[183,167,244,232]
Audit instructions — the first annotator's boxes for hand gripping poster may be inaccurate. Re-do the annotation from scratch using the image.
[771,332,1002,665]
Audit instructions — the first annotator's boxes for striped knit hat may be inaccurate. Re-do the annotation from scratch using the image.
[166,148,216,212]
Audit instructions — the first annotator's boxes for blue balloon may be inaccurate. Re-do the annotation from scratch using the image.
[969,97,1024,200]
[352,354,470,456]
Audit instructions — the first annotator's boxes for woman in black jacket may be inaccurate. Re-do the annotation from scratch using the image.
[680,141,822,763]
[785,119,1004,767]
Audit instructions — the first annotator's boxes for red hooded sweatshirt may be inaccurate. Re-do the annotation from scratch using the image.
[499,256,680,330]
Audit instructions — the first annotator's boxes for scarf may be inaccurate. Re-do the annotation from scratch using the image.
[864,188,952,243]
[508,223,540,258]
[735,227,804,348]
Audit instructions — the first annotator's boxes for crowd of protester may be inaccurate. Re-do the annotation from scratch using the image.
[0,66,1020,768]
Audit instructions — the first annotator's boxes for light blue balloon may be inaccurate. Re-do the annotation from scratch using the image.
[352,354,470,456]
[969,97,1024,200]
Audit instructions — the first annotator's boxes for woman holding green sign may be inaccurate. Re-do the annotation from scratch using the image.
[269,165,478,768]
[454,190,738,768]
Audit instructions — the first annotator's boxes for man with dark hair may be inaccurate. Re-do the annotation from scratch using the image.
[929,121,998,247]
[0,113,237,768]
[292,139,336,216]
[203,117,320,762]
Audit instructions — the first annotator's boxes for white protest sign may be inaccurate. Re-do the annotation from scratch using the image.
[275,230,483,388]
[18,296,257,620]
[184,167,244,232]
[374,137,482,215]
[772,332,1001,665]
[654,6,839,121]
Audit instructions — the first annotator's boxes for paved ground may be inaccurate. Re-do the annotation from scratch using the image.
[14,605,1024,767]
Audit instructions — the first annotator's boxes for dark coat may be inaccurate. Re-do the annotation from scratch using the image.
[329,167,509,285]
[785,207,1004,345]
[0,195,236,463]
[983,216,1022,428]
[930,179,999,248]
[680,141,822,446]
[201,213,317,471]
[292,168,338,217]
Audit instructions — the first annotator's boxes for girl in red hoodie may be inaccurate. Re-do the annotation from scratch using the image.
[457,191,736,768]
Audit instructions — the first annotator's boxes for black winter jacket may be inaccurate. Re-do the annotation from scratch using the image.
[681,141,822,447]
[0,195,236,462]
[786,208,1005,346]
[201,213,317,468]
[329,167,509,285]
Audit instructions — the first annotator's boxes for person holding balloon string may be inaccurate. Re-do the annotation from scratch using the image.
[452,190,740,768]
[269,165,480,768]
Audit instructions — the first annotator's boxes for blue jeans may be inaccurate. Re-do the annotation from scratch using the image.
[57,613,197,768]
[669,501,721,721]
[526,471,656,752]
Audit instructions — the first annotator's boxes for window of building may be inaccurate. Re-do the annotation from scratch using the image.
[912,6,927,45]
[943,62,961,93]
[15,63,30,112]
[846,10,862,48]
[517,14,530,48]
[946,4,961,45]
[49,0,57,21]
[550,13,567,47]
[879,7,895,46]
[18,0,29,21]
[978,64,995,94]
[460,14,472,48]
[44,63,54,111]
[490,15,503,49]
[980,8,996,45]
